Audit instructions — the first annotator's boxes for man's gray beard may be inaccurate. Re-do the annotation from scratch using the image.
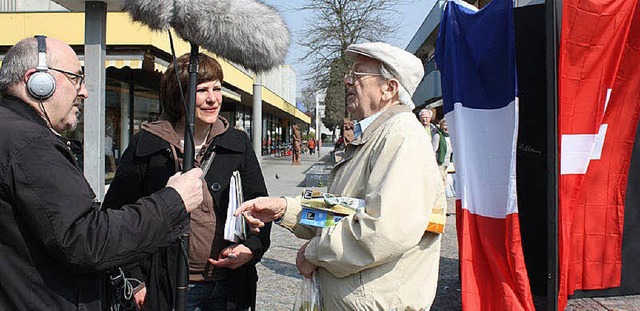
[67,99,83,132]
[67,121,78,132]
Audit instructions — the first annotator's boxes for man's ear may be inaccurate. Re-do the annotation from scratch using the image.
[382,79,399,101]
[23,68,38,84]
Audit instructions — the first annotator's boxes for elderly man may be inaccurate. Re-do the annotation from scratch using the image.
[237,42,445,310]
[0,36,204,310]
[419,108,439,143]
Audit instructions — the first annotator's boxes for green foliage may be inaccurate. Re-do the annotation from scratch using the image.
[303,131,316,140]
[322,60,348,136]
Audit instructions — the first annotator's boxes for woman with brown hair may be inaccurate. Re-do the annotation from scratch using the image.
[103,53,270,311]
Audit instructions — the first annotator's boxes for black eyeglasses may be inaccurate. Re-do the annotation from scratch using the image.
[49,67,85,89]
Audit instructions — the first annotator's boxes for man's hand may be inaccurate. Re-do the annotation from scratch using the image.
[234,197,287,233]
[208,244,254,269]
[133,285,146,310]
[296,242,317,279]
[166,168,203,213]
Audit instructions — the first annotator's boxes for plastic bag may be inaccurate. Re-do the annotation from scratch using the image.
[292,274,322,311]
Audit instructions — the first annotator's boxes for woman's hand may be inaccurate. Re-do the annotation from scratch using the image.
[208,244,254,269]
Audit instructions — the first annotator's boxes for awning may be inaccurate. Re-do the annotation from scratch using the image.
[425,99,443,109]
[77,54,169,72]
[84,55,241,102]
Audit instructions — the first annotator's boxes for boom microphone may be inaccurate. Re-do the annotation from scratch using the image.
[122,0,290,72]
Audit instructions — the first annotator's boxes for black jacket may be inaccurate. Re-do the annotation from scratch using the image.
[0,97,189,311]
[102,126,270,310]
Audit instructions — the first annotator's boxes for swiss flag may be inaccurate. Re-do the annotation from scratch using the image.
[558,0,640,309]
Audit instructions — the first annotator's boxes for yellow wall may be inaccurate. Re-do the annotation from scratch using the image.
[0,12,309,123]
[262,87,310,123]
[0,13,85,44]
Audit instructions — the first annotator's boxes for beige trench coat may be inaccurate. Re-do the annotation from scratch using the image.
[280,105,445,310]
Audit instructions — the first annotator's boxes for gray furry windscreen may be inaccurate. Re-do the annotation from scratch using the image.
[122,0,290,72]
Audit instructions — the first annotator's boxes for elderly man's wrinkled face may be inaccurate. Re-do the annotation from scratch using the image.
[419,111,432,126]
[40,39,88,133]
[343,56,386,121]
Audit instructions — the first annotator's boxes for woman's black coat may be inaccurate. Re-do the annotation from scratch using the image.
[102,127,270,310]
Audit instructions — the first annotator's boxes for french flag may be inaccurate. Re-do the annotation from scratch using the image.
[436,0,535,310]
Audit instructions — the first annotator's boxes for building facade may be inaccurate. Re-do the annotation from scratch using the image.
[406,0,545,118]
[0,1,309,197]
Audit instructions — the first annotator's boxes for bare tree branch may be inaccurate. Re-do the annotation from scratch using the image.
[296,0,402,133]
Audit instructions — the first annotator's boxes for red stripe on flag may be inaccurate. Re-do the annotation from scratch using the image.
[559,1,640,308]
[456,201,535,311]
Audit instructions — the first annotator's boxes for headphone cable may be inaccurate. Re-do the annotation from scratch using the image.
[38,99,55,130]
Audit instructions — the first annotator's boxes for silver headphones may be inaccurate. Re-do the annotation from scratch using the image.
[26,35,56,99]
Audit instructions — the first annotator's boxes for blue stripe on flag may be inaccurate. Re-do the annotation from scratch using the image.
[435,0,517,114]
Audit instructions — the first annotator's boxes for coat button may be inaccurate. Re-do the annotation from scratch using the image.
[210,183,221,192]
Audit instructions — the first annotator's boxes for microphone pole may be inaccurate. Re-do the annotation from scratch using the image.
[176,43,199,311]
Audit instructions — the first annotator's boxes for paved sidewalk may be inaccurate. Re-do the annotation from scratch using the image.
[255,148,329,310]
[254,148,640,310]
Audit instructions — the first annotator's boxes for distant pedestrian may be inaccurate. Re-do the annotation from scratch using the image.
[419,108,439,143]
[434,118,453,184]
[308,137,316,155]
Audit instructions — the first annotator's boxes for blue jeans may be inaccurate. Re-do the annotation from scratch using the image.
[186,280,248,311]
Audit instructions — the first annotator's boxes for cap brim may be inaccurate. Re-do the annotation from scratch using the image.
[345,48,375,60]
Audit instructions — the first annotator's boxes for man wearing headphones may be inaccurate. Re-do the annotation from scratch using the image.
[0,36,204,310]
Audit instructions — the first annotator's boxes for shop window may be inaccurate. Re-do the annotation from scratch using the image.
[60,67,162,184]
[104,77,160,182]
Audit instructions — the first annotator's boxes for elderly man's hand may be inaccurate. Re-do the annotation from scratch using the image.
[234,197,287,233]
[296,242,317,279]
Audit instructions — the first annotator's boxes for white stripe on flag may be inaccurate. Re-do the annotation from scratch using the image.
[604,88,612,115]
[447,99,518,218]
[452,0,479,12]
[560,124,608,175]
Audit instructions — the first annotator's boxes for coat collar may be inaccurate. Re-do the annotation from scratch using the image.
[350,104,411,146]
[333,104,411,170]
[135,125,245,158]
[210,128,245,153]
[136,131,171,157]
[0,96,49,128]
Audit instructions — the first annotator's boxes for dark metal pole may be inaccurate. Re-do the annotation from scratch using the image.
[175,43,199,311]
[545,0,560,310]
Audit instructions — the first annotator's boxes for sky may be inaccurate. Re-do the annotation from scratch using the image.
[260,0,438,97]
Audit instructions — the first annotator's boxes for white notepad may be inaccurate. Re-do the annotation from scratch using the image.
[224,171,246,242]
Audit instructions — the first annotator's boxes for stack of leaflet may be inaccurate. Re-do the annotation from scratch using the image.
[298,189,445,234]
[298,189,365,228]
[224,171,246,242]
